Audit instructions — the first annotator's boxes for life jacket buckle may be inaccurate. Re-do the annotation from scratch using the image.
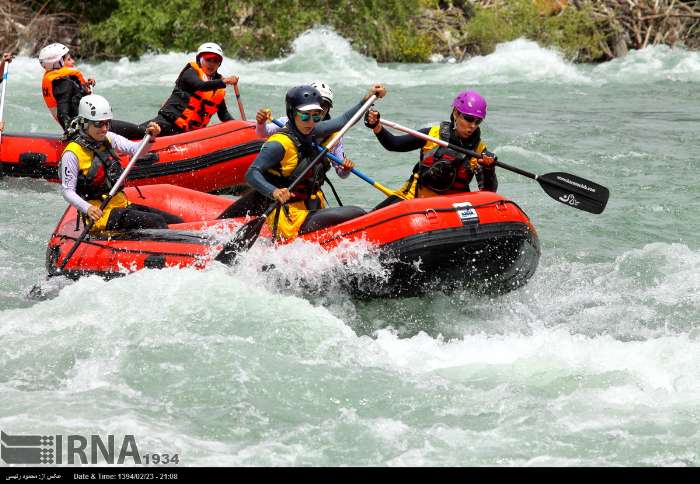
[425,209,438,223]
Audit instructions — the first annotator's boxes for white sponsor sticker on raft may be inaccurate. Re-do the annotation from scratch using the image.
[453,201,478,224]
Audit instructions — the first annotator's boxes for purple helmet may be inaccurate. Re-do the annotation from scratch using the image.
[452,90,487,119]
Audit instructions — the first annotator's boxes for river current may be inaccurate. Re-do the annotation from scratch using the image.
[0,29,698,466]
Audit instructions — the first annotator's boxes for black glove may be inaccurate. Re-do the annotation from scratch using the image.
[364,109,380,128]
[480,150,497,170]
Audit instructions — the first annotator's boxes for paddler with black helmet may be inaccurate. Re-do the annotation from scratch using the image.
[254,80,355,180]
[218,83,386,238]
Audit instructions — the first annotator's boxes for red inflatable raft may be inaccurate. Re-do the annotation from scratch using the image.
[0,121,263,193]
[45,184,540,296]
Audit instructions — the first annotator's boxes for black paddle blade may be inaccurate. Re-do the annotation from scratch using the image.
[537,172,609,214]
[214,216,267,265]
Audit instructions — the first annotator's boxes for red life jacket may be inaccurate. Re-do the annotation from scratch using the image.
[417,122,487,193]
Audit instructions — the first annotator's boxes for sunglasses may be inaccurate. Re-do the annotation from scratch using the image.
[296,111,322,122]
[89,120,111,128]
[457,112,482,125]
[201,56,222,64]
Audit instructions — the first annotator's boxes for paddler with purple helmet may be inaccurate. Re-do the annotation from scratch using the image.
[364,90,497,210]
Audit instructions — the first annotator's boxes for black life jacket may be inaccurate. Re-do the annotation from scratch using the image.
[265,127,331,205]
[414,122,485,193]
[69,134,124,201]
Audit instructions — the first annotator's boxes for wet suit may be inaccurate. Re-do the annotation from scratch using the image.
[217,99,369,227]
[52,77,90,131]
[372,124,497,211]
[110,64,234,138]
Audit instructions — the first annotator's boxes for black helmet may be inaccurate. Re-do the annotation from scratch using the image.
[285,85,323,119]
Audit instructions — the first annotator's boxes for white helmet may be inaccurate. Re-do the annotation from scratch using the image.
[310,81,334,107]
[78,94,113,121]
[196,42,224,61]
[39,43,70,69]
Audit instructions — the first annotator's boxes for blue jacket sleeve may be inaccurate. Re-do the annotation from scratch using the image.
[245,141,286,198]
[374,126,430,152]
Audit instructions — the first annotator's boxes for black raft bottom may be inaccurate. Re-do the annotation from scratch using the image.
[346,221,541,298]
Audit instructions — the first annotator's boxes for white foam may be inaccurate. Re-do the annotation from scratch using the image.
[593,44,700,83]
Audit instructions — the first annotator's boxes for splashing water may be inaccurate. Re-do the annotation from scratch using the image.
[1,29,699,466]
